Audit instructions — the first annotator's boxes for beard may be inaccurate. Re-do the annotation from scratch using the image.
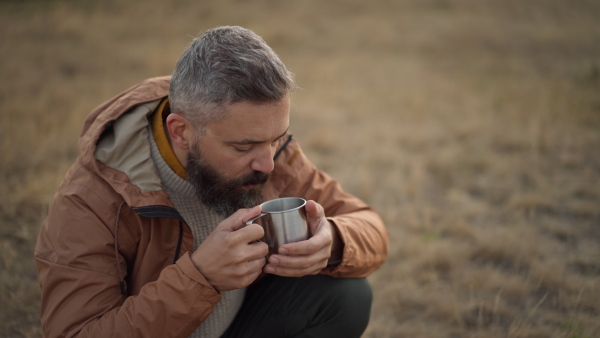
[186,145,270,217]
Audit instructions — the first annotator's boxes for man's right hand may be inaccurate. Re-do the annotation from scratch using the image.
[191,206,269,291]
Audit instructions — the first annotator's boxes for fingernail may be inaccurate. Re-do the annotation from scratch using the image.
[270,257,279,265]
[279,248,288,254]
[265,266,275,273]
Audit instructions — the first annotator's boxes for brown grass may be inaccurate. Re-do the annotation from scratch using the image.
[2,0,599,337]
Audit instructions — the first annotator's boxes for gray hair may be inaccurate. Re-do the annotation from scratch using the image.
[169,26,296,127]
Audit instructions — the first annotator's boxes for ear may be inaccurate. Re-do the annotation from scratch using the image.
[165,113,194,151]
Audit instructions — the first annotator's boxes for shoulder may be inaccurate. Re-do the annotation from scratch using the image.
[57,158,124,215]
[36,158,145,265]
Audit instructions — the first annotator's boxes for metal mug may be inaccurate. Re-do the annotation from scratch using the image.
[246,197,310,253]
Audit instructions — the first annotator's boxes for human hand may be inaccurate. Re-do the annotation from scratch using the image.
[264,200,341,277]
[191,206,269,291]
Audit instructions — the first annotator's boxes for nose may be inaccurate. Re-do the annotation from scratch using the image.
[250,145,276,174]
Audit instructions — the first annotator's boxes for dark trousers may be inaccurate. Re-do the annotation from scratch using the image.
[221,274,373,338]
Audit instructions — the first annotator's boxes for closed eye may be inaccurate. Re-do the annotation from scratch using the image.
[228,128,289,153]
[233,145,252,153]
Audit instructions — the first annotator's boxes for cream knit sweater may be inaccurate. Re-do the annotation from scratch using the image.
[148,127,246,338]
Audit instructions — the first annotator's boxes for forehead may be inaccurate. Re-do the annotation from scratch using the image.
[206,97,290,140]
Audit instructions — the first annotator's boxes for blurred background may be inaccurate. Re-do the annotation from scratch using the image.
[1,0,599,337]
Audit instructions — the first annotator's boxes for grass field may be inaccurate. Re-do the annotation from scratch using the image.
[1,0,599,337]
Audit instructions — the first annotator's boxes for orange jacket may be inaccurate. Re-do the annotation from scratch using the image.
[35,76,389,337]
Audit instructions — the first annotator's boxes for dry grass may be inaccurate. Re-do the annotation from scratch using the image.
[2,0,599,337]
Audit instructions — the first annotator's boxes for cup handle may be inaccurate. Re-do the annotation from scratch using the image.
[245,212,268,226]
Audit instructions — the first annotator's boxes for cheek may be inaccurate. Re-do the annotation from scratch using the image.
[214,155,253,178]
[197,140,254,178]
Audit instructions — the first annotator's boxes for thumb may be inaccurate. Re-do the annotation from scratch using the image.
[305,200,325,233]
[220,205,263,232]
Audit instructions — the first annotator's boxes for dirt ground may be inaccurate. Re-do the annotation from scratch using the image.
[1,0,599,337]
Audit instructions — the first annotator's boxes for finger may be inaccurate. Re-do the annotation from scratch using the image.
[269,246,329,269]
[219,205,262,232]
[265,256,327,277]
[278,230,330,256]
[235,223,265,244]
[278,239,317,256]
[305,200,326,233]
[244,264,266,286]
[305,199,322,219]
[246,256,268,273]
[246,240,269,261]
[230,258,266,289]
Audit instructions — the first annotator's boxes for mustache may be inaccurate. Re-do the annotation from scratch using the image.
[237,170,271,186]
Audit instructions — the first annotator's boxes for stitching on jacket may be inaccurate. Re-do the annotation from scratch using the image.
[115,201,127,295]
[173,221,184,264]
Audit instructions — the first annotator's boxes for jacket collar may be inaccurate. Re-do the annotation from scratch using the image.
[80,76,174,210]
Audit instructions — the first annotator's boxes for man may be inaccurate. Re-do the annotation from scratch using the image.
[35,26,388,338]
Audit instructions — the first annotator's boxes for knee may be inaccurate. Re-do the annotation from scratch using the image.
[330,277,373,311]
[316,276,373,334]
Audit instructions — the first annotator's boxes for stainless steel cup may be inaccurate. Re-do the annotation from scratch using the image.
[246,197,309,253]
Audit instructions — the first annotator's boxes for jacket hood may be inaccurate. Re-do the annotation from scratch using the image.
[78,76,173,209]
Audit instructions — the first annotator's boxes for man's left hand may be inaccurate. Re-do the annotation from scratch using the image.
[264,200,342,277]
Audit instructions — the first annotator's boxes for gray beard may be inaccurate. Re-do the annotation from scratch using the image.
[186,146,270,217]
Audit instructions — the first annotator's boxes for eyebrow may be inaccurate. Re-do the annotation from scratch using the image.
[228,127,290,145]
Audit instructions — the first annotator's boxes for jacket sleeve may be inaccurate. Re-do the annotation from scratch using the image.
[34,181,221,338]
[270,138,389,278]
